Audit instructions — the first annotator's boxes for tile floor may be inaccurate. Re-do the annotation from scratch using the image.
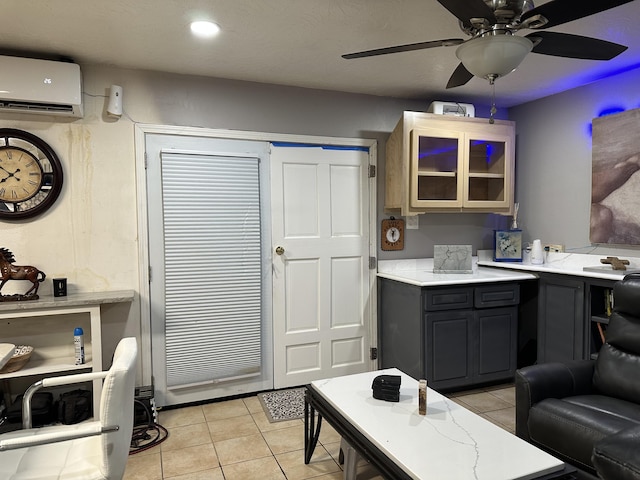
[123,383,516,480]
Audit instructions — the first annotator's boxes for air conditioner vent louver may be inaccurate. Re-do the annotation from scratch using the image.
[0,101,75,114]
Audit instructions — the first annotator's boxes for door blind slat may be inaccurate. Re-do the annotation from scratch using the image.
[161,152,262,388]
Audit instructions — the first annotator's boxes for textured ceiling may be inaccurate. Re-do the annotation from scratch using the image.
[3,0,640,107]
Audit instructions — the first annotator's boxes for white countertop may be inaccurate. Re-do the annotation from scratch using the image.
[312,368,564,480]
[477,250,640,282]
[378,258,537,287]
[378,251,640,286]
[0,289,135,313]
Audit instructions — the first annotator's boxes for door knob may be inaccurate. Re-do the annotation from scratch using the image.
[275,246,285,255]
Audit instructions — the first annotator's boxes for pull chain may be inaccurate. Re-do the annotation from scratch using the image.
[489,75,497,124]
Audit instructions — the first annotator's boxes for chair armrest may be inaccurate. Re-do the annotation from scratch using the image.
[22,371,109,428]
[41,371,109,388]
[593,425,640,480]
[0,421,118,451]
[515,360,595,441]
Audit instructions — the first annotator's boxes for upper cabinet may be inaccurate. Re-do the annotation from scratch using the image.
[385,112,515,216]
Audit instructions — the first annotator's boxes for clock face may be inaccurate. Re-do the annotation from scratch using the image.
[0,147,44,203]
[0,129,63,220]
[386,227,400,244]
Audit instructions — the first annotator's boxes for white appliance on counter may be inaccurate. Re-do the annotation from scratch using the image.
[427,101,475,117]
[530,239,544,265]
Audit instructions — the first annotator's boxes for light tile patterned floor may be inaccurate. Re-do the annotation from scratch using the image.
[123,384,515,480]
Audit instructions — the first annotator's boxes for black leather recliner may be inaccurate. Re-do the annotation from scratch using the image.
[516,273,640,480]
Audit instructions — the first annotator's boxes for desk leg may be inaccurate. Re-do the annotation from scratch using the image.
[304,394,323,464]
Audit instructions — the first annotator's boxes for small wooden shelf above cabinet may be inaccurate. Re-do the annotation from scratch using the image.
[385,111,515,216]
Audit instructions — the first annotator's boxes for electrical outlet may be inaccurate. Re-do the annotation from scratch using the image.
[544,244,565,253]
[405,215,419,230]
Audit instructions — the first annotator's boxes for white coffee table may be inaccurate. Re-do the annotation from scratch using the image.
[304,368,571,480]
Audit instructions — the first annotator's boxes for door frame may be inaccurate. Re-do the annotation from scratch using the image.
[134,124,377,385]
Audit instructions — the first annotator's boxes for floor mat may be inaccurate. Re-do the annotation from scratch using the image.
[257,388,306,422]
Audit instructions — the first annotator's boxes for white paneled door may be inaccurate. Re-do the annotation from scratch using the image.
[271,145,374,388]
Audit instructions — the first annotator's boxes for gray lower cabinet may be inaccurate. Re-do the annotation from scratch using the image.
[379,278,519,390]
[537,273,617,364]
[426,309,473,389]
[537,274,584,363]
[476,307,519,382]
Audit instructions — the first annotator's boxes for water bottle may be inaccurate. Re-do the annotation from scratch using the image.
[74,327,85,365]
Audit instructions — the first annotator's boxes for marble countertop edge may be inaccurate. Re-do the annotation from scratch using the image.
[0,289,135,312]
[377,258,537,287]
[378,250,640,286]
[477,250,640,281]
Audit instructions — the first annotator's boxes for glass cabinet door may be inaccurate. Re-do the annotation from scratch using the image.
[410,128,464,208]
[463,129,511,209]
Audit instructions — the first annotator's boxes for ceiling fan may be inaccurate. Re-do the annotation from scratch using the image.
[342,0,633,89]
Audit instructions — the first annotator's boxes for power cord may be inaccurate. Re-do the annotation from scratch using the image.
[129,398,169,454]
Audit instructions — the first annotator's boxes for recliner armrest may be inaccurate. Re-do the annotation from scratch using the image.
[515,360,595,441]
[593,425,640,480]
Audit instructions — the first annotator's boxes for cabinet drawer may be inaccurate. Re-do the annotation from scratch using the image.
[424,287,473,311]
[474,284,520,308]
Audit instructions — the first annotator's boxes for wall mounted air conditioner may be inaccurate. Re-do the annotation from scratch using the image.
[0,56,83,118]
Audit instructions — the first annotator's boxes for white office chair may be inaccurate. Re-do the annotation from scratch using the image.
[0,337,137,480]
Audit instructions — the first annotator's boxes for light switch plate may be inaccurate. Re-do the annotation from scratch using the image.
[405,216,419,229]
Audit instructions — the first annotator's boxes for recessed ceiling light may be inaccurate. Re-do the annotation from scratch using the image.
[190,21,220,38]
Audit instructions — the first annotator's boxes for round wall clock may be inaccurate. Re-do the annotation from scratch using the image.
[0,129,63,220]
[381,217,405,251]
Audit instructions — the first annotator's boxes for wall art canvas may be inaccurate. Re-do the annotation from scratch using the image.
[591,108,640,245]
[494,230,522,262]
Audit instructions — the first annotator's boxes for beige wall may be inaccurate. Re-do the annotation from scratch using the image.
[0,70,139,368]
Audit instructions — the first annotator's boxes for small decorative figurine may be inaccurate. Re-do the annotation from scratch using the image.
[601,256,630,271]
[0,248,46,301]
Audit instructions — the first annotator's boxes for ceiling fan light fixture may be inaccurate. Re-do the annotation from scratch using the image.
[455,35,533,80]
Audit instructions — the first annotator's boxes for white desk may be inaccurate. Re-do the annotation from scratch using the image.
[305,368,569,480]
[0,290,135,415]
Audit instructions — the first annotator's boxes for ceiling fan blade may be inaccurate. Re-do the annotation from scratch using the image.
[437,0,496,29]
[342,39,464,59]
[521,0,634,29]
[446,63,474,89]
[526,32,628,60]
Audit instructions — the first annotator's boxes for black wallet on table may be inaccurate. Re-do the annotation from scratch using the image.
[371,374,401,402]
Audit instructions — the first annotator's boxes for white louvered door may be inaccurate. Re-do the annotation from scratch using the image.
[145,134,273,407]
